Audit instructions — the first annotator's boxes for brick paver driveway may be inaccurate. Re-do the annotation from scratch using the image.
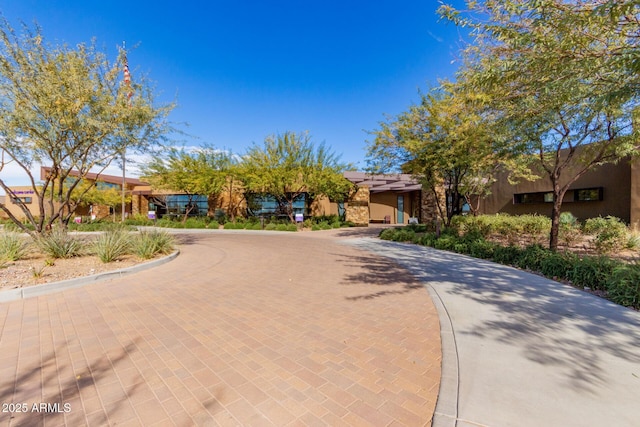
[0,229,441,426]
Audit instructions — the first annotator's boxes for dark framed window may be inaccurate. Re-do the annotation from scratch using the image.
[513,192,554,204]
[246,193,307,217]
[574,188,603,202]
[12,197,32,204]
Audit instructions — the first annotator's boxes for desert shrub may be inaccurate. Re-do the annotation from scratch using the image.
[223,222,240,229]
[182,218,206,229]
[453,242,469,254]
[264,223,277,231]
[540,252,576,279]
[569,256,621,291]
[557,212,582,247]
[491,245,522,265]
[626,231,640,250]
[36,229,83,259]
[468,239,496,259]
[515,244,550,271]
[93,227,131,263]
[519,214,552,237]
[312,221,332,231]
[492,214,520,244]
[132,230,174,259]
[418,232,438,247]
[379,228,415,242]
[0,232,29,261]
[214,209,228,224]
[433,234,458,251]
[583,216,628,253]
[607,262,640,309]
[124,214,154,226]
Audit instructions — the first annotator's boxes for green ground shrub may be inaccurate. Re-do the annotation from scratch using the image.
[36,229,83,259]
[607,263,640,309]
[0,232,29,262]
[491,245,522,265]
[467,239,496,259]
[569,256,621,291]
[93,227,131,263]
[515,244,550,271]
[375,221,640,309]
[540,252,576,279]
[583,216,628,254]
[132,230,175,259]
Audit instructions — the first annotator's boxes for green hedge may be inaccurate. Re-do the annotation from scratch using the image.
[378,226,639,309]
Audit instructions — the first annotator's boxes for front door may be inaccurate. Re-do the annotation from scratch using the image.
[397,195,404,224]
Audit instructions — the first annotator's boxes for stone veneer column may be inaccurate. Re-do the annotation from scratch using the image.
[420,188,445,225]
[132,195,149,217]
[346,186,370,226]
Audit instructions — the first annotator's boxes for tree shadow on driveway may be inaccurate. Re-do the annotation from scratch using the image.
[343,238,640,395]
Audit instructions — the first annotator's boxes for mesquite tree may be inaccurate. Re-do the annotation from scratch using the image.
[0,20,173,234]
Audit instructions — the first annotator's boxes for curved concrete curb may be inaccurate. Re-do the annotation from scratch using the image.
[0,250,180,303]
[425,283,460,427]
[341,237,460,427]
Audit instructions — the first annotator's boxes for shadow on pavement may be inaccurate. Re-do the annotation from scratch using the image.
[346,238,640,394]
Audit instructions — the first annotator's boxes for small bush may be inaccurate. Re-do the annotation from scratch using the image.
[0,232,28,261]
[570,256,621,291]
[515,244,550,271]
[182,218,206,229]
[584,216,628,253]
[379,228,398,240]
[433,234,458,251]
[607,262,640,309]
[468,239,496,259]
[93,228,131,263]
[540,252,576,279]
[214,209,228,224]
[36,229,83,259]
[132,230,174,259]
[491,245,522,265]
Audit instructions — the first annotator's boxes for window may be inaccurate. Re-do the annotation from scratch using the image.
[96,181,121,190]
[150,195,207,216]
[513,192,553,204]
[246,193,307,217]
[574,188,603,202]
[11,197,32,204]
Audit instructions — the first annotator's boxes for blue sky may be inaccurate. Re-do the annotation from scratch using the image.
[0,0,467,174]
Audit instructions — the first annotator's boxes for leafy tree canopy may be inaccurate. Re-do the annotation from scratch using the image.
[439,0,639,249]
[240,131,353,221]
[0,19,174,234]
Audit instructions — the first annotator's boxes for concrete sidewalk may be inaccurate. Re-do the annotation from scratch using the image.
[346,237,640,427]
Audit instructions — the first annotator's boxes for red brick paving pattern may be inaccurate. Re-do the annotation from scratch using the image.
[0,230,441,426]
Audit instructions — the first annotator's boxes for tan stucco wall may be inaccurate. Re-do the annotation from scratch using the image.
[369,192,415,224]
[309,196,340,217]
[479,160,632,223]
[3,186,41,220]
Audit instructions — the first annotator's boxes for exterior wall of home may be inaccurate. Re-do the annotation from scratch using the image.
[369,191,417,224]
[3,186,41,220]
[478,159,632,223]
[309,196,339,217]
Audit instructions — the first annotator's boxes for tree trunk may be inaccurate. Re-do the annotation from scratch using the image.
[549,197,562,252]
[549,179,568,252]
[207,194,218,217]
